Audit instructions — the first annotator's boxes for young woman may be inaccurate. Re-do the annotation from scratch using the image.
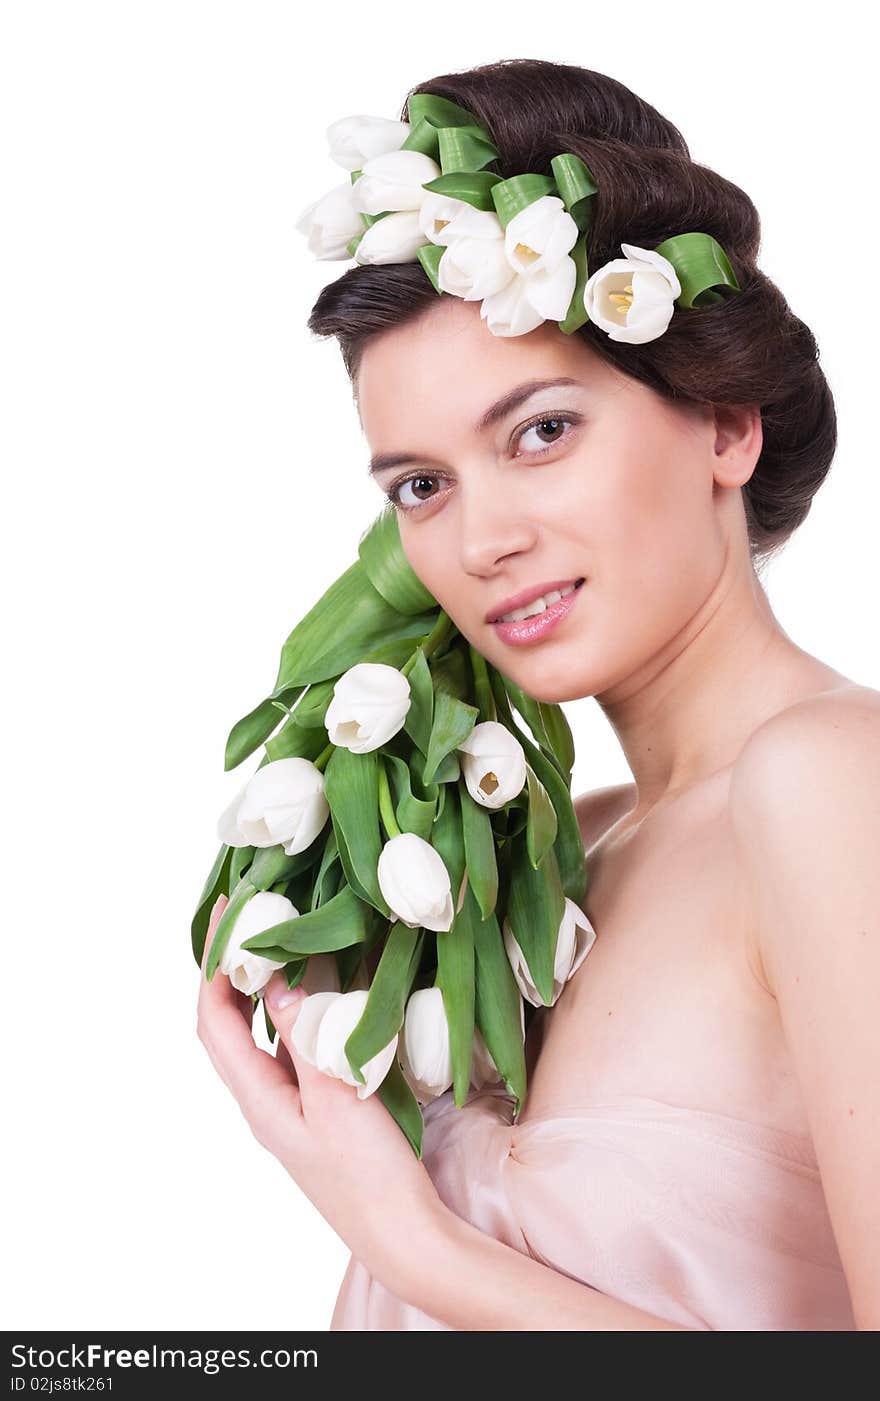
[197,60,880,1330]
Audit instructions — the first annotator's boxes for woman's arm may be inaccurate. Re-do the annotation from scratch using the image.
[729,694,880,1331]
[403,1204,695,1330]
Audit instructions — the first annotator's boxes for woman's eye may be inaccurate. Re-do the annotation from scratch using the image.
[388,474,442,512]
[515,414,576,455]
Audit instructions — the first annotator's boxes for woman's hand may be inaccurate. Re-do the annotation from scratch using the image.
[196,894,445,1295]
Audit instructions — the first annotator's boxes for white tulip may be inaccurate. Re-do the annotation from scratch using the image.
[504,195,579,279]
[291,989,398,1099]
[470,998,526,1091]
[219,890,295,996]
[217,757,329,855]
[354,211,429,265]
[377,832,454,932]
[418,195,502,247]
[503,897,597,1007]
[324,662,412,753]
[479,272,547,337]
[294,181,364,260]
[438,229,517,301]
[326,114,411,171]
[399,986,454,1104]
[583,242,681,344]
[352,149,441,216]
[457,720,527,808]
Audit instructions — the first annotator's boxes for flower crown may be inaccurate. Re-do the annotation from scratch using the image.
[295,91,742,341]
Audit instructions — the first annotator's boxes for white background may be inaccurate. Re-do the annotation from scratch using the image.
[3,0,876,1330]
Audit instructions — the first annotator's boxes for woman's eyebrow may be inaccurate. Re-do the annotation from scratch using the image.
[473,376,582,433]
[367,377,582,478]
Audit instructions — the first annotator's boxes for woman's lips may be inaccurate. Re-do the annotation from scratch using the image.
[490,578,585,646]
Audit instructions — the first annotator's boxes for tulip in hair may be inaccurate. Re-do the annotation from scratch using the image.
[583,242,681,344]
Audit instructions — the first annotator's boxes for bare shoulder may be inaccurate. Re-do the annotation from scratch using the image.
[730,682,880,813]
[728,681,880,995]
[574,782,638,851]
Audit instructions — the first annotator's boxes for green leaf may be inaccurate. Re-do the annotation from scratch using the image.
[474,910,527,1115]
[264,718,330,764]
[241,882,381,957]
[377,1056,424,1159]
[229,844,255,888]
[467,646,497,721]
[249,836,325,890]
[285,678,336,729]
[205,872,258,981]
[430,645,470,701]
[402,646,434,756]
[357,507,438,615]
[492,668,571,778]
[344,922,424,1084]
[272,557,436,692]
[362,636,429,670]
[422,690,478,786]
[430,780,465,898]
[524,762,558,868]
[191,843,233,968]
[517,731,587,906]
[437,880,477,1106]
[224,687,305,770]
[323,745,391,917]
[311,826,342,910]
[383,752,437,841]
[506,834,566,1007]
[458,781,498,920]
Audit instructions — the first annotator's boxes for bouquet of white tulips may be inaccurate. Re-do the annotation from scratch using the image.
[192,507,591,1156]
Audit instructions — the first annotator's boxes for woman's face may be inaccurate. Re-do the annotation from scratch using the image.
[356,296,748,704]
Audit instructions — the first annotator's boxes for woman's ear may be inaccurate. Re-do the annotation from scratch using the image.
[712,404,763,487]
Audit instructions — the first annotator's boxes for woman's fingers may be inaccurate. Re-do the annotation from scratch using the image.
[263,977,353,1119]
[197,892,306,1154]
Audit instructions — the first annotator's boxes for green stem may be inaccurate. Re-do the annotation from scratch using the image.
[314,741,334,772]
[377,758,402,839]
[421,608,456,661]
[468,645,497,722]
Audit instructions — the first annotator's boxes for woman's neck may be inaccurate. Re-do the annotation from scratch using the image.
[594,554,847,814]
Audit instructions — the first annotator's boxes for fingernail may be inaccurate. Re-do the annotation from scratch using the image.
[264,975,303,1012]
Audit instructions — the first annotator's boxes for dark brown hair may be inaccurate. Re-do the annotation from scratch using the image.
[307,59,836,567]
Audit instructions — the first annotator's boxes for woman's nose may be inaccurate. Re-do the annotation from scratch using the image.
[456,479,539,576]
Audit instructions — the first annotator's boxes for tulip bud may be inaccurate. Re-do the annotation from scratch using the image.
[503,897,597,1007]
[354,211,429,265]
[377,832,454,932]
[291,989,398,1099]
[294,181,364,260]
[351,149,441,217]
[217,757,329,856]
[219,890,295,996]
[457,721,527,809]
[324,662,411,754]
[325,114,411,171]
[470,998,526,1091]
[399,986,454,1104]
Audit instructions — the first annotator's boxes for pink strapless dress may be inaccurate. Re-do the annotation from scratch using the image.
[331,1081,855,1331]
